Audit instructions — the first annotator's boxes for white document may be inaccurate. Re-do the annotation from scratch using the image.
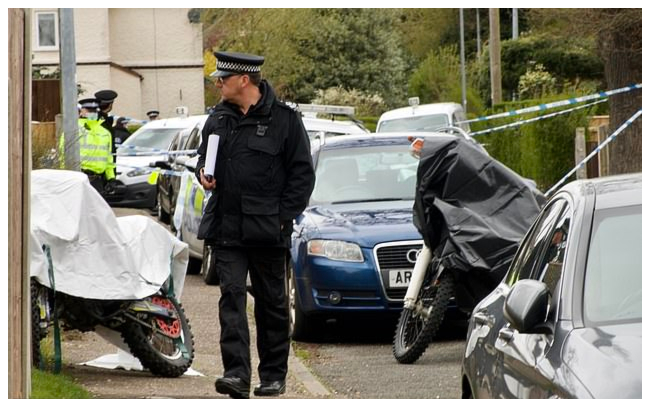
[204,134,220,178]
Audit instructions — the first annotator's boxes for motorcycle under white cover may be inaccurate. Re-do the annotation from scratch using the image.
[30,169,189,300]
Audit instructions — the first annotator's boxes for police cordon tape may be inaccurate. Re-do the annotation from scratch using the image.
[468,99,608,137]
[115,149,199,157]
[458,83,642,125]
[544,109,642,197]
[115,162,187,184]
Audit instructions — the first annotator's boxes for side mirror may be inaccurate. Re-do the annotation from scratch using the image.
[151,160,172,171]
[503,279,550,334]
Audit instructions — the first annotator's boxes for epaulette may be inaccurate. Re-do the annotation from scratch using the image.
[277,100,299,112]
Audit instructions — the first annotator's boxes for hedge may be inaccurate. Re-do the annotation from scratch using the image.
[471,96,607,191]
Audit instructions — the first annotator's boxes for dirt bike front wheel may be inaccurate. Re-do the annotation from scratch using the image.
[392,271,454,364]
[122,294,195,377]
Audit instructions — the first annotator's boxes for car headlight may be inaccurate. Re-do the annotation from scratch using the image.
[307,240,364,262]
[126,167,152,177]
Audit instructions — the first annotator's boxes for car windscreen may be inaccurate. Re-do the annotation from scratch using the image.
[310,144,418,205]
[583,204,641,326]
[119,127,183,151]
[378,114,449,132]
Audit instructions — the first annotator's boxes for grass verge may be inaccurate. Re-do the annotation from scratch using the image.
[30,369,93,399]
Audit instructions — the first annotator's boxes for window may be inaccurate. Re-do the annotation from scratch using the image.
[310,145,419,204]
[378,114,450,132]
[583,205,641,325]
[35,11,58,50]
[505,200,568,286]
[184,128,201,152]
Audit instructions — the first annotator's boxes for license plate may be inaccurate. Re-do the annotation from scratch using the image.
[388,269,412,288]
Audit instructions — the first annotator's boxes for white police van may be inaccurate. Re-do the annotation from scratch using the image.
[376,98,471,133]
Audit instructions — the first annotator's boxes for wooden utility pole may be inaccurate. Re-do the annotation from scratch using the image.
[489,8,502,105]
[476,9,481,58]
[8,7,31,398]
[459,9,467,112]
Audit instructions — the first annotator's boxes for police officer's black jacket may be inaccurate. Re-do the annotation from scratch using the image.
[195,80,315,248]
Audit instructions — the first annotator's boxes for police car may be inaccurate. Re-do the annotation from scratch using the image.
[106,112,207,210]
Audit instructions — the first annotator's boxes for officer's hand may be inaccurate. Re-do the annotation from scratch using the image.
[408,136,424,159]
[200,168,217,190]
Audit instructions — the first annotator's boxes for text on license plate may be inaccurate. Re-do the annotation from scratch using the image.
[388,269,412,288]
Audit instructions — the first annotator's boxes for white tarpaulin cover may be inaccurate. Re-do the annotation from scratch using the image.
[30,169,189,300]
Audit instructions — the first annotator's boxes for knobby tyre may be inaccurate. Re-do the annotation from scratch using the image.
[31,280,48,368]
[122,294,195,377]
[392,272,454,364]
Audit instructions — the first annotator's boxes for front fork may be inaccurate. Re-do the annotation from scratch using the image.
[402,245,444,310]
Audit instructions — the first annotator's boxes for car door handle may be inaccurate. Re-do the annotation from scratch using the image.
[498,327,514,342]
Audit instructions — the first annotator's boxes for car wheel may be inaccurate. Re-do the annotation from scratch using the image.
[286,262,319,341]
[157,190,170,224]
[201,243,219,285]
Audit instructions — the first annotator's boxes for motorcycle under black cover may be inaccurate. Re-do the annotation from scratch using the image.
[413,137,545,295]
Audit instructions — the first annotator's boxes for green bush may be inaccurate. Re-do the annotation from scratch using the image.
[311,86,387,117]
[473,96,607,191]
[475,34,604,105]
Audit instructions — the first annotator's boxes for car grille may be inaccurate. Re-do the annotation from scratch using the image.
[374,241,423,302]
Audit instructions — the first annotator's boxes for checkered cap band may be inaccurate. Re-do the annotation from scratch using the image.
[217,61,262,73]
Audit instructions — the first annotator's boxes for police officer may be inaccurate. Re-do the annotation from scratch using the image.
[113,117,131,150]
[95,89,118,153]
[60,98,116,194]
[195,51,315,399]
[146,110,160,121]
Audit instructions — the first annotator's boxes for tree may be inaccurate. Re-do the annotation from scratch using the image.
[200,9,408,105]
[528,9,642,174]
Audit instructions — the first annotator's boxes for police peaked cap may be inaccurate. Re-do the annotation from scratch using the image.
[78,98,99,110]
[211,51,265,78]
[147,110,160,117]
[94,89,118,104]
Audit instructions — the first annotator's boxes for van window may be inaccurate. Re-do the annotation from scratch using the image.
[378,114,449,132]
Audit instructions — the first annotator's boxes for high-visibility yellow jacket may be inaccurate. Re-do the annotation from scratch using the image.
[59,118,115,180]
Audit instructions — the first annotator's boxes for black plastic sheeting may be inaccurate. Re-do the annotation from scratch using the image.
[413,136,546,311]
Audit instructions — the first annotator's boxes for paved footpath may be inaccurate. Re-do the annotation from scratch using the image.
[56,208,332,399]
[59,274,332,399]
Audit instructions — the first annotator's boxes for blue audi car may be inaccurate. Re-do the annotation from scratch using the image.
[288,132,462,340]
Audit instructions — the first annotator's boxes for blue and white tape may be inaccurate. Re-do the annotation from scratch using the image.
[116,149,198,157]
[544,109,642,197]
[117,145,174,153]
[469,99,607,137]
[458,84,642,125]
[117,162,187,178]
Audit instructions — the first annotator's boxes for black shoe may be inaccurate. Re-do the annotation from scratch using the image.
[254,380,286,397]
[215,376,250,399]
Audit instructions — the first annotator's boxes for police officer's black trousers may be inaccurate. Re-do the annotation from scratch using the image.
[214,246,289,384]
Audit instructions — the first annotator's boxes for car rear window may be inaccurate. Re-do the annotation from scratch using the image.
[583,205,641,326]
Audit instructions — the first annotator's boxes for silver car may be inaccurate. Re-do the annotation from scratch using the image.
[462,173,641,398]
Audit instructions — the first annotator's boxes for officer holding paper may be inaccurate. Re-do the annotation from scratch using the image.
[195,51,315,399]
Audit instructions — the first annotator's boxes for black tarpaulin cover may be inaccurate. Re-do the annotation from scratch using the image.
[413,136,545,309]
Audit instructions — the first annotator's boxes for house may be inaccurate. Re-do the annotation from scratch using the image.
[31,8,205,121]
